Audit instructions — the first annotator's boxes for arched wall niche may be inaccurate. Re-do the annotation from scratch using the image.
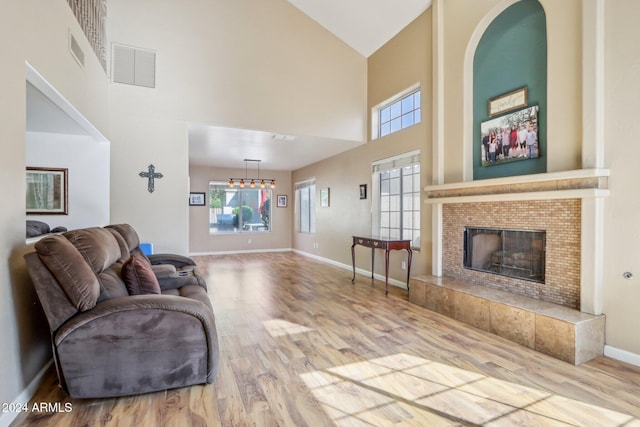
[463,0,547,181]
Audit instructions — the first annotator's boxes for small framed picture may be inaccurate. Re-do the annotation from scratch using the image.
[320,187,330,208]
[488,86,528,117]
[26,167,68,215]
[189,192,206,206]
[277,194,288,208]
[359,184,367,200]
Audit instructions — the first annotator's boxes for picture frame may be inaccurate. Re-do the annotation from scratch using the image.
[276,194,288,208]
[320,187,330,208]
[189,192,206,206]
[359,184,367,200]
[488,87,528,117]
[26,167,68,215]
[480,105,539,168]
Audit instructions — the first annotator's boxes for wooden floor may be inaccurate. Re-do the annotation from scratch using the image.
[12,252,640,426]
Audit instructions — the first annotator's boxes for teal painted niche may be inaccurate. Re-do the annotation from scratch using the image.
[473,0,547,180]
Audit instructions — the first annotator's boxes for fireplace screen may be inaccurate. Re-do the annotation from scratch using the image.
[463,227,545,283]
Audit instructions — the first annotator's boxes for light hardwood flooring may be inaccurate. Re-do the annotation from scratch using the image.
[11,252,640,426]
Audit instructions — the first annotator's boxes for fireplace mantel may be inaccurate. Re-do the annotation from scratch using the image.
[425,168,609,204]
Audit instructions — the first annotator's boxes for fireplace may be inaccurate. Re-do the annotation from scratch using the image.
[441,200,581,309]
[416,170,609,363]
[463,227,545,283]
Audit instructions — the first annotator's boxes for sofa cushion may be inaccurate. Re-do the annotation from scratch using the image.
[106,224,140,252]
[122,255,161,295]
[97,265,130,302]
[64,228,122,274]
[34,235,100,312]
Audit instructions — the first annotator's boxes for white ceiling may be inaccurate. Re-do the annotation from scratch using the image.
[288,0,432,57]
[189,0,431,172]
[188,124,363,171]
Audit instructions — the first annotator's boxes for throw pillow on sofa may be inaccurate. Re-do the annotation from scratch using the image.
[122,255,161,295]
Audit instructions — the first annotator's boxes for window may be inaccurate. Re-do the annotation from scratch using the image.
[373,85,421,139]
[372,152,420,249]
[295,179,316,234]
[208,182,272,233]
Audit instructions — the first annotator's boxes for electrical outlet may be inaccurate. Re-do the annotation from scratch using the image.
[247,239,252,244]
[402,261,407,270]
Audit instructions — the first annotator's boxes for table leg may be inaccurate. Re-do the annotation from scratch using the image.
[351,243,356,282]
[384,249,390,295]
[371,248,375,279]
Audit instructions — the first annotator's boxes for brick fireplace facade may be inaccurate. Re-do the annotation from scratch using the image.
[426,169,610,315]
[442,199,581,309]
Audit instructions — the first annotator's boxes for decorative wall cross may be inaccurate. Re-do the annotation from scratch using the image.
[139,164,163,193]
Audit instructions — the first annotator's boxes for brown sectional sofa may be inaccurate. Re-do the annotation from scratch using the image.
[24,224,219,398]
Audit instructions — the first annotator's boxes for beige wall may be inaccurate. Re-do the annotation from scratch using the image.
[292,10,432,283]
[189,166,292,253]
[0,0,109,409]
[602,0,640,356]
[108,0,367,255]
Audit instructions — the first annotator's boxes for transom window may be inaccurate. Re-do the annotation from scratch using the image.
[374,86,421,139]
[208,182,272,233]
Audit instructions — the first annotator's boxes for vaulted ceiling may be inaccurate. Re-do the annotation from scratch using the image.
[189,1,432,171]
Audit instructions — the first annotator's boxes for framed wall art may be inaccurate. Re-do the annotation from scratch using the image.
[277,194,288,208]
[189,192,206,206]
[480,105,539,168]
[320,188,330,208]
[488,87,528,117]
[359,184,367,200]
[26,167,68,215]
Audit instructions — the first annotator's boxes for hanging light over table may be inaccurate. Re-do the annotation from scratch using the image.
[228,159,275,188]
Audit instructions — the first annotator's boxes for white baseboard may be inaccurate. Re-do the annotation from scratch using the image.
[292,249,408,290]
[190,248,293,256]
[604,345,640,367]
[0,360,53,427]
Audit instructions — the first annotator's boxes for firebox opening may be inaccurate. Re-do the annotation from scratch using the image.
[463,227,546,283]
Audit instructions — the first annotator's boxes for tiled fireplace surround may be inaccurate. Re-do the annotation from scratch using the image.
[410,169,609,364]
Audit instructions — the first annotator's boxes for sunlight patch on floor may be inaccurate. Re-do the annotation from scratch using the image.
[263,319,315,337]
[300,353,637,426]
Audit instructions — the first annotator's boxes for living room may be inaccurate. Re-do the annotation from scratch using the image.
[2,0,640,425]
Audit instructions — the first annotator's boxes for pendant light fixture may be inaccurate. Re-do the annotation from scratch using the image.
[228,159,275,188]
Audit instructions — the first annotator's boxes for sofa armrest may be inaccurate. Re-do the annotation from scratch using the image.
[56,294,215,344]
[54,294,219,397]
[147,253,196,268]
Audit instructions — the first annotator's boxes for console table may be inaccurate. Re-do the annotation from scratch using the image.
[351,235,412,295]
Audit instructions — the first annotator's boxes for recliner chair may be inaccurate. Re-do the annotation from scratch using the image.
[24,224,219,398]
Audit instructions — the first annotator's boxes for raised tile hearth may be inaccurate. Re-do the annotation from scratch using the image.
[409,275,605,365]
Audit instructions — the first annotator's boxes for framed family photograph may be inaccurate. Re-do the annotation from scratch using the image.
[26,167,68,215]
[480,105,539,168]
[189,192,206,206]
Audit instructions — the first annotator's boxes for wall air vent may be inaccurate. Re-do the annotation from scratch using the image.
[112,44,156,88]
[69,32,85,68]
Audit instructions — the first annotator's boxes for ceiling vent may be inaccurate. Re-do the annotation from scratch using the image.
[68,31,85,68]
[112,44,156,88]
